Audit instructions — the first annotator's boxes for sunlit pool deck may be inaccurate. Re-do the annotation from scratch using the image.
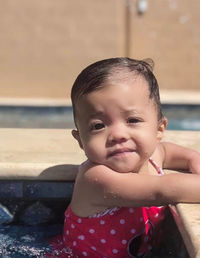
[0,90,200,257]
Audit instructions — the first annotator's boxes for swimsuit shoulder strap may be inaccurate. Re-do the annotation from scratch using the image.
[149,157,164,175]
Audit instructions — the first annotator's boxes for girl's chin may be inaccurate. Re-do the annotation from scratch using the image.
[107,163,140,173]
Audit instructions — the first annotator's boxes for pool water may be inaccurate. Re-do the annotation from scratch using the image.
[163,104,200,131]
[0,198,67,257]
[0,104,199,130]
[0,224,61,257]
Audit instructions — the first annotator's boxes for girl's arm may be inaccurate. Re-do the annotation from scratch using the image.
[82,163,200,208]
[161,142,200,174]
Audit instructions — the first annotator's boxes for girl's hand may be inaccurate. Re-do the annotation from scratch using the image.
[188,151,200,174]
[161,142,200,174]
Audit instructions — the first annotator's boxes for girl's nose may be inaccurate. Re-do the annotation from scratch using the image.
[107,125,129,144]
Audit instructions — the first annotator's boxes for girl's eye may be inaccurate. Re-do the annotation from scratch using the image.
[92,123,105,130]
[127,118,140,124]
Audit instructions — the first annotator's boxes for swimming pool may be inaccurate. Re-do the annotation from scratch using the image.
[0,104,199,130]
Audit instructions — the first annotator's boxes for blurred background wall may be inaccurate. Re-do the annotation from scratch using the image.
[0,0,199,99]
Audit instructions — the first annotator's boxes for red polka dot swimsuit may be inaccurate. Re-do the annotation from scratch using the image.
[48,158,166,258]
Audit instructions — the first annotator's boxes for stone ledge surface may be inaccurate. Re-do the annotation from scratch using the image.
[160,90,200,105]
[170,203,200,258]
[0,128,85,180]
[0,129,199,180]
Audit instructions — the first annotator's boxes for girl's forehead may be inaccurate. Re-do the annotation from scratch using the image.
[102,75,150,98]
[106,69,142,84]
[76,79,153,115]
[74,77,160,125]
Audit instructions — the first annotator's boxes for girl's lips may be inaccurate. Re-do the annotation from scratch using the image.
[108,148,133,157]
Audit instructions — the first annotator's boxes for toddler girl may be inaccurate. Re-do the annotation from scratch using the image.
[49,58,200,257]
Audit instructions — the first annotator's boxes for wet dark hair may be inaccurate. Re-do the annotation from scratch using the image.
[71,57,163,122]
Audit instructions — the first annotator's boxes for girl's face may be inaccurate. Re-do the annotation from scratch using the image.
[72,76,166,173]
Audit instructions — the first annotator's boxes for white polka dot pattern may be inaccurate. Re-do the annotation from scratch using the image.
[60,204,166,257]
[130,228,136,234]
[122,239,127,245]
[110,229,116,235]
[112,249,118,254]
[120,219,125,224]
[100,239,106,244]
[78,235,85,240]
[100,220,105,225]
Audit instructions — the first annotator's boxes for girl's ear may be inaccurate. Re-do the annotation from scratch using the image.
[157,117,168,141]
[71,129,83,149]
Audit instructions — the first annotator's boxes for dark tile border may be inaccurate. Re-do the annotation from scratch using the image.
[0,181,74,200]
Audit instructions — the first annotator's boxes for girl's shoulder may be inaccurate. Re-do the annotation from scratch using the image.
[78,160,115,186]
[71,162,114,217]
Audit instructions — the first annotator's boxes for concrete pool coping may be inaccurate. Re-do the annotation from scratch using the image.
[0,89,199,106]
[0,129,200,257]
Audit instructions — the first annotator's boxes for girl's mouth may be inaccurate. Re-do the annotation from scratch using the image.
[108,148,133,157]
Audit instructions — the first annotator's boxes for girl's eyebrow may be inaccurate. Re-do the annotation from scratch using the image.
[122,108,143,115]
[88,109,143,120]
[88,111,105,119]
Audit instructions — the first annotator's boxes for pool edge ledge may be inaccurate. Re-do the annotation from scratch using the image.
[160,90,200,105]
[169,203,200,258]
[0,162,79,181]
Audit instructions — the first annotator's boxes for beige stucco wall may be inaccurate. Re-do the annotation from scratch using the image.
[0,0,125,98]
[0,0,199,99]
[129,0,200,91]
